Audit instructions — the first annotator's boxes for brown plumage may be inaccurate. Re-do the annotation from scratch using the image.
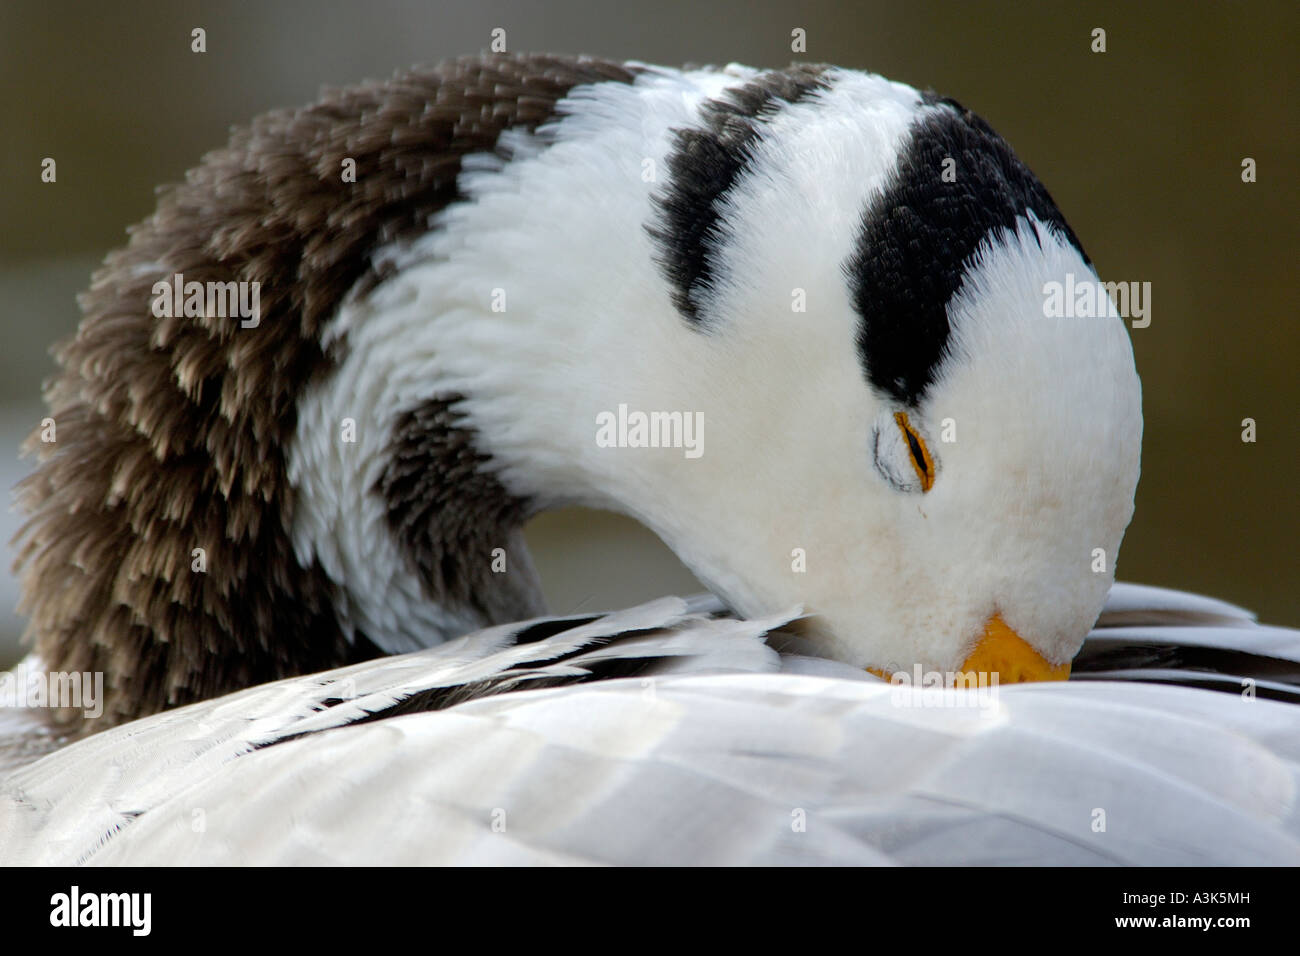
[14,53,638,734]
[376,394,547,627]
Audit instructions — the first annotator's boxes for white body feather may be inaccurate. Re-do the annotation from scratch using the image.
[3,583,1297,865]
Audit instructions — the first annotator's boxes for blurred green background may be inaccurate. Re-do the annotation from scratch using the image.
[2,0,1296,665]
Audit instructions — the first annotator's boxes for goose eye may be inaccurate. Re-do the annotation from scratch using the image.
[894,412,934,492]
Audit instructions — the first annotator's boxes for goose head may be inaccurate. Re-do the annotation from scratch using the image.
[634,207,1143,683]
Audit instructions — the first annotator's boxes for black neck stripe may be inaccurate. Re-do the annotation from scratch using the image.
[649,65,830,323]
[847,94,1089,406]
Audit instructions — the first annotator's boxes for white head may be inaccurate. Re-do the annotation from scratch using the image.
[637,213,1143,681]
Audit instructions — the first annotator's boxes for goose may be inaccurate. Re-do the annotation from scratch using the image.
[2,53,1296,865]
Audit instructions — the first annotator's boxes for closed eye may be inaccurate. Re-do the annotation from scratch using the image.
[894,412,934,492]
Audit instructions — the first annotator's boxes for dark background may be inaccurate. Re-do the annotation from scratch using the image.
[2,0,1296,663]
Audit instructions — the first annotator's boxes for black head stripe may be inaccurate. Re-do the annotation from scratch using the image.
[650,65,830,323]
[847,95,1089,406]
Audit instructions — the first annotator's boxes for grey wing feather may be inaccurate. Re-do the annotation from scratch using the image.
[21,678,1300,865]
[2,583,1298,865]
[1095,581,1256,626]
[1078,584,1300,698]
[0,598,798,863]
